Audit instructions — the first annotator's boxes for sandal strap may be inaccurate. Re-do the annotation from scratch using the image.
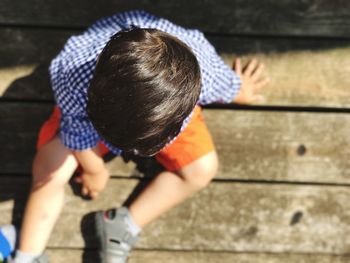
[96,207,140,263]
[32,253,49,263]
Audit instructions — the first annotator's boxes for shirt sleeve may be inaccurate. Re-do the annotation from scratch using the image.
[192,37,242,105]
[49,57,100,151]
[202,53,242,105]
[59,114,100,151]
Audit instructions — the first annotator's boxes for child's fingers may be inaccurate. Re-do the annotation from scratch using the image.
[74,176,83,184]
[255,77,270,91]
[90,191,99,199]
[251,94,266,103]
[234,58,242,76]
[251,63,265,81]
[82,186,89,196]
[243,59,258,77]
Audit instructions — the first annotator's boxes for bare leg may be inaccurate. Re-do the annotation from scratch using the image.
[128,151,218,228]
[19,136,78,253]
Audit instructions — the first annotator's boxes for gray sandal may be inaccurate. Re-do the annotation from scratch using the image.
[32,254,49,263]
[95,207,140,263]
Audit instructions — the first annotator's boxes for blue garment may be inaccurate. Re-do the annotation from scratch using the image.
[49,10,241,155]
[0,230,11,259]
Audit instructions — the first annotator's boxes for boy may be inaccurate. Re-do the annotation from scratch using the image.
[0,10,268,263]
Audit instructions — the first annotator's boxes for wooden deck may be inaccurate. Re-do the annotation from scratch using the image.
[0,1,350,262]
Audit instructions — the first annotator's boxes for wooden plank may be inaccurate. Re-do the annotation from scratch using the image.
[1,177,350,254]
[205,109,350,183]
[2,28,349,69]
[1,0,350,37]
[0,103,53,174]
[1,28,349,107]
[0,28,74,68]
[0,28,72,101]
[1,103,349,184]
[47,249,350,263]
[221,49,350,108]
[208,35,350,54]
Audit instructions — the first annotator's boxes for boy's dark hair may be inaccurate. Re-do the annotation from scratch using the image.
[87,27,201,157]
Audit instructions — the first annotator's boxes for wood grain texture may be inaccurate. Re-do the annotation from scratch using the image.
[205,109,350,183]
[46,249,350,263]
[1,27,348,69]
[0,103,53,174]
[1,177,350,254]
[221,49,350,108]
[1,28,349,107]
[0,0,350,37]
[0,28,72,101]
[1,103,349,184]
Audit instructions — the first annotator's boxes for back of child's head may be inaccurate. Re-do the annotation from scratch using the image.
[87,27,201,156]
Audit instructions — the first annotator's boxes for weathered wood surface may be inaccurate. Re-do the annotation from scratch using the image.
[2,28,349,69]
[0,1,348,261]
[1,0,350,38]
[0,103,53,174]
[46,249,350,263]
[1,103,349,183]
[221,48,350,108]
[1,28,349,107]
[206,109,350,183]
[1,177,350,254]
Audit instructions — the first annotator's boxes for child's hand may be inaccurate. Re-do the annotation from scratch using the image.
[232,58,270,104]
[75,167,110,199]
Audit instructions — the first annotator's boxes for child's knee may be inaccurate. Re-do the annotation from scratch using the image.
[32,155,62,190]
[178,151,219,190]
[31,148,77,190]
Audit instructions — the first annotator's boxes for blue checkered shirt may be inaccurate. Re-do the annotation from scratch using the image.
[49,10,241,155]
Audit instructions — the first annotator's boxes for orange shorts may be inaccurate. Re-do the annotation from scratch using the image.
[36,105,215,172]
